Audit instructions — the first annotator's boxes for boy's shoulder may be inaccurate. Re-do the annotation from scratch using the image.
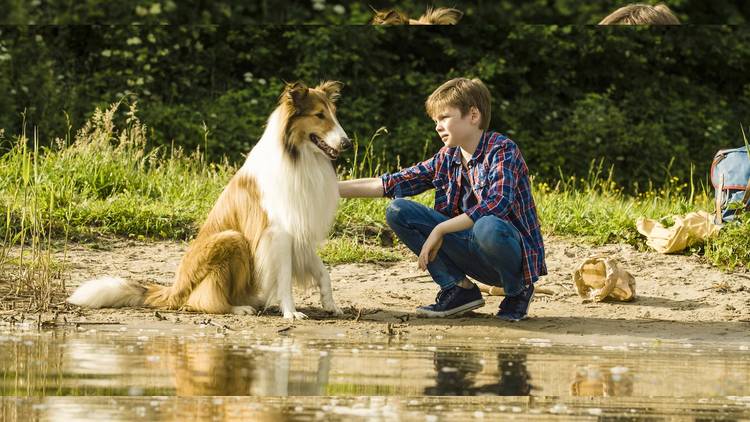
[485,131,519,155]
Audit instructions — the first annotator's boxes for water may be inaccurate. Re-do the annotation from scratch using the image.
[1,323,749,420]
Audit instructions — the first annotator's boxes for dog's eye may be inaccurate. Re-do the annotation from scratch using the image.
[315,112,325,119]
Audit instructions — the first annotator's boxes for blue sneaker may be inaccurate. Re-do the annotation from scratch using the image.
[497,284,534,321]
[416,284,485,318]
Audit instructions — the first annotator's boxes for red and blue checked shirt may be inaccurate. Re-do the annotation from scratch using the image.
[381,131,547,286]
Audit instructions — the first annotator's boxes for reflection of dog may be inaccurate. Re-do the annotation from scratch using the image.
[168,342,255,396]
[161,340,333,397]
[371,6,462,25]
[68,81,350,319]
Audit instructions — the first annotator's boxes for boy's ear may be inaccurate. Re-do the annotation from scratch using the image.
[470,106,481,123]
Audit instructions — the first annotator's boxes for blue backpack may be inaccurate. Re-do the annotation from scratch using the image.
[711,146,750,224]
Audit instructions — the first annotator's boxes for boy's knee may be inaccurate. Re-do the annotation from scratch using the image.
[385,198,410,227]
[473,216,516,250]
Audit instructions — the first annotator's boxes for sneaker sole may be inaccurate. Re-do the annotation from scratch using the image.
[496,289,535,322]
[416,299,486,318]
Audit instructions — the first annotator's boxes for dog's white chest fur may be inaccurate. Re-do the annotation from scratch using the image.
[240,110,339,249]
[244,147,338,244]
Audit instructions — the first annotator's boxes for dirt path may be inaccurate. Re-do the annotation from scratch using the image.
[3,236,749,346]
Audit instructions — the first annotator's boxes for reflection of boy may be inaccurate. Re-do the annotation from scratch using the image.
[339,78,546,321]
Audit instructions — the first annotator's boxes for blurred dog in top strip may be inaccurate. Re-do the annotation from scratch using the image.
[370,6,463,25]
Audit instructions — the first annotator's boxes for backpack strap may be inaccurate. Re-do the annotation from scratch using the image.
[716,174,724,223]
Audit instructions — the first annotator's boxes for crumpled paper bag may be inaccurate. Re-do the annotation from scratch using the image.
[635,210,719,254]
[573,256,636,302]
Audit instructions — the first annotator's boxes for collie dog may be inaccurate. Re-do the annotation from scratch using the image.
[68,81,350,320]
[370,6,462,25]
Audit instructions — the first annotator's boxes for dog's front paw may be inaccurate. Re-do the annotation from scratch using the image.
[324,304,344,316]
[231,306,257,316]
[283,311,309,320]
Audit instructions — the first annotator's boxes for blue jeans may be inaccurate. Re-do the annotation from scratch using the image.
[385,198,524,296]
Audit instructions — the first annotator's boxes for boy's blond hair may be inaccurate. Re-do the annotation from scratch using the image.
[599,3,680,25]
[425,78,491,131]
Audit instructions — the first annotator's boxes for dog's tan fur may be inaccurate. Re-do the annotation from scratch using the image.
[144,174,267,314]
[371,6,463,25]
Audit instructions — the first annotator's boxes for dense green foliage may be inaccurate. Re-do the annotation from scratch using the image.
[1,25,750,189]
[2,0,749,24]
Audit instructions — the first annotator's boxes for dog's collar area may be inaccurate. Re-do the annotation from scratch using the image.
[310,134,339,160]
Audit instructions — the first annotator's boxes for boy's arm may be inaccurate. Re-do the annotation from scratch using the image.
[341,153,440,199]
[435,213,474,235]
[418,213,474,271]
[338,178,384,198]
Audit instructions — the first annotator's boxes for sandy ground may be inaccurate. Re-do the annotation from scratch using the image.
[3,236,749,346]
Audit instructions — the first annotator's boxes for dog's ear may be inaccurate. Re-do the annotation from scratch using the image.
[284,81,309,110]
[316,81,342,103]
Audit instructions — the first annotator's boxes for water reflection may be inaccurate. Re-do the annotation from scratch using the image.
[167,341,255,395]
[1,327,749,399]
[145,337,333,396]
[569,365,633,397]
[0,330,333,396]
[477,353,533,396]
[9,395,750,421]
[424,351,533,396]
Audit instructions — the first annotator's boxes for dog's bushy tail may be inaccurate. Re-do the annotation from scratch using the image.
[67,276,167,309]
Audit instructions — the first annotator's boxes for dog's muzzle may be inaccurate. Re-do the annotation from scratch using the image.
[310,134,340,160]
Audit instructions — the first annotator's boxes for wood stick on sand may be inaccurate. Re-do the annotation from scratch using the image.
[479,284,554,296]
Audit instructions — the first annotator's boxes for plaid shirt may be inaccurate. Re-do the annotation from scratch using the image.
[381,131,547,285]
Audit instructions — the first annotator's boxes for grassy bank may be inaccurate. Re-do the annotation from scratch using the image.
[1,102,748,309]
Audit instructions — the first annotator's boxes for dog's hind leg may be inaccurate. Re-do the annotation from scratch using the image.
[309,254,343,316]
[153,230,254,314]
[227,241,260,316]
[184,270,233,314]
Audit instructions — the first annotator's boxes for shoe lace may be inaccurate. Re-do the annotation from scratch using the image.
[435,286,459,305]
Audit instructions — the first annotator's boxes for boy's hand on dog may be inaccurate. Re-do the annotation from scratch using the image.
[418,228,444,271]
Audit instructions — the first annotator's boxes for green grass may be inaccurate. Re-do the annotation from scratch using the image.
[1,102,231,241]
[1,101,748,309]
[535,162,712,245]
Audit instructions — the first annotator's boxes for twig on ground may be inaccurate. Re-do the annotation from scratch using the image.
[351,307,381,322]
[400,275,433,282]
[195,318,233,331]
[479,285,555,296]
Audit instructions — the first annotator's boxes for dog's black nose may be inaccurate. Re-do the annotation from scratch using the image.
[341,137,352,150]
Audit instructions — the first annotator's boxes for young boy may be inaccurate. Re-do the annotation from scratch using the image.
[599,3,680,25]
[339,78,546,321]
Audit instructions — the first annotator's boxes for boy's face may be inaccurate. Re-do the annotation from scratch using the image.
[432,106,481,148]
